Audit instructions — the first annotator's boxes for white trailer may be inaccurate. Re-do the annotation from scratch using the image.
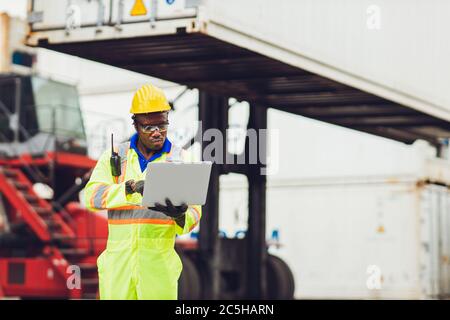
[219,155,450,299]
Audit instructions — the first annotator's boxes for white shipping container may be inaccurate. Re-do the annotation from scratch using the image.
[27,0,450,122]
[204,0,450,121]
[219,159,450,299]
[30,0,196,31]
[31,0,111,30]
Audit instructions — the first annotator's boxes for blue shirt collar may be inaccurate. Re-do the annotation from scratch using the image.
[130,133,172,172]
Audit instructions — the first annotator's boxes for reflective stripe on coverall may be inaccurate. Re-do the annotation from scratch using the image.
[84,142,202,300]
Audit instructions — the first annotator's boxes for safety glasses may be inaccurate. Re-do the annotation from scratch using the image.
[136,121,169,134]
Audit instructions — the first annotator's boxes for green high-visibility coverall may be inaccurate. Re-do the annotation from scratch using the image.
[84,142,201,300]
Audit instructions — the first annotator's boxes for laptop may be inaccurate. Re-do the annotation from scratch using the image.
[141,161,212,207]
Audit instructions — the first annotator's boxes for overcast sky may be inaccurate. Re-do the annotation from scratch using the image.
[0,0,27,18]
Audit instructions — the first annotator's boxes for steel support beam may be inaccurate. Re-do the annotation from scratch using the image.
[198,92,268,299]
[198,91,228,299]
[245,104,267,299]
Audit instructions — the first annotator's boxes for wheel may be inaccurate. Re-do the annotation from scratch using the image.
[266,254,295,300]
[178,252,201,300]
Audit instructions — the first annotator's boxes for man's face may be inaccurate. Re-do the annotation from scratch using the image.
[134,112,168,150]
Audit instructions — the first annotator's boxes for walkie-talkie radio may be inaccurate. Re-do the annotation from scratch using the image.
[110,133,121,177]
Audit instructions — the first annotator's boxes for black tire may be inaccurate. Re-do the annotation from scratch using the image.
[178,252,201,300]
[266,254,295,300]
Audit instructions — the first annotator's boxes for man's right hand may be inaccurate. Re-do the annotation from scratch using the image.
[125,179,145,196]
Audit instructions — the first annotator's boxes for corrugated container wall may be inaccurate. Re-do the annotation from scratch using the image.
[219,173,450,299]
[206,0,450,121]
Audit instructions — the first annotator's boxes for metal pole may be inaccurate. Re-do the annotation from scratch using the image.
[198,91,228,299]
[437,138,449,160]
[13,78,21,144]
[246,104,268,299]
[49,107,56,191]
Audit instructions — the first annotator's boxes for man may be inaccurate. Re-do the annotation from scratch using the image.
[84,84,202,300]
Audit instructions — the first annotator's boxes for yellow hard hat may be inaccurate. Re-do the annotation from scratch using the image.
[130,84,171,114]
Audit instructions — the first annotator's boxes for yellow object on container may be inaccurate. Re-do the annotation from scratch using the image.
[130,0,148,16]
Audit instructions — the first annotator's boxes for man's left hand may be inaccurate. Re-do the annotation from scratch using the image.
[150,198,187,220]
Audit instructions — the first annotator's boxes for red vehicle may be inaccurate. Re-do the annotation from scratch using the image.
[0,73,107,299]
